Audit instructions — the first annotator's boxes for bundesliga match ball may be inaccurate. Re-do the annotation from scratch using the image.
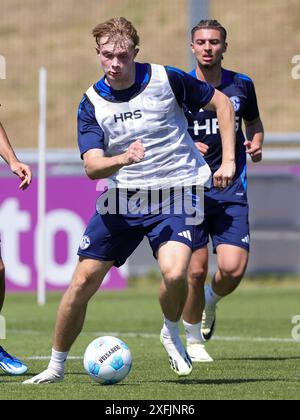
[83,336,132,385]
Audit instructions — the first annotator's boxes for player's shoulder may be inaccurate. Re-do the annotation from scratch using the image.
[165,66,198,87]
[78,95,88,111]
[166,66,208,86]
[77,93,96,118]
[93,77,110,97]
[188,68,197,79]
[230,70,255,87]
[165,65,187,78]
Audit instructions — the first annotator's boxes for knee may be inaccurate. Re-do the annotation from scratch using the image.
[68,273,99,305]
[162,267,187,289]
[70,273,95,294]
[70,276,88,293]
[188,265,207,286]
[219,261,247,282]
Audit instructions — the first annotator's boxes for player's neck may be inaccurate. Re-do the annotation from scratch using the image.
[105,62,136,91]
[196,64,222,87]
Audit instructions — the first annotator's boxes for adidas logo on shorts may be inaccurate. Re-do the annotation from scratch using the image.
[242,235,250,244]
[178,230,192,242]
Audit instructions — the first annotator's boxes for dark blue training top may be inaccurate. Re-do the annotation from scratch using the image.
[186,68,260,204]
[77,63,215,159]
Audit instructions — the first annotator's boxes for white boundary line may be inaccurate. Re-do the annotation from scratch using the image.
[10,329,300,347]
[26,356,82,360]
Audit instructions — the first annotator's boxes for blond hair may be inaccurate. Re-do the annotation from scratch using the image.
[92,17,140,49]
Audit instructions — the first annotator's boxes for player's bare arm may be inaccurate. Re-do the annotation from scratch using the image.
[244,117,264,163]
[83,139,145,180]
[0,121,32,190]
[204,89,236,189]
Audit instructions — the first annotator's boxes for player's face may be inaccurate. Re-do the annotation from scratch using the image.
[191,29,227,68]
[97,37,138,85]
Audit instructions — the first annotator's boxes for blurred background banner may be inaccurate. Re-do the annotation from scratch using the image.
[0,168,127,291]
[1,0,300,291]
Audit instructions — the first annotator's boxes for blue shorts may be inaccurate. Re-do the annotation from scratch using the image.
[193,199,250,253]
[78,188,200,267]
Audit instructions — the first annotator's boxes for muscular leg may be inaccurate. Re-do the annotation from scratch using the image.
[183,247,208,324]
[158,241,192,322]
[53,257,114,352]
[157,241,193,376]
[23,257,114,384]
[212,245,249,297]
[202,245,249,341]
[182,246,248,321]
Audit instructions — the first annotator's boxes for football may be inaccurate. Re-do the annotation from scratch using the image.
[83,336,132,385]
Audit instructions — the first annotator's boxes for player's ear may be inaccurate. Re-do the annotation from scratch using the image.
[221,42,227,60]
[190,42,195,54]
[96,47,100,55]
[134,48,139,57]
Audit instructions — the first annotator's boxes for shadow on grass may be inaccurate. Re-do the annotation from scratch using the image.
[0,371,35,382]
[0,371,141,387]
[153,378,288,386]
[219,357,300,362]
[0,372,84,384]
[90,383,140,387]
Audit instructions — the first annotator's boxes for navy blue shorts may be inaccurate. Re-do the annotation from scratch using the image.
[77,188,201,267]
[193,199,250,253]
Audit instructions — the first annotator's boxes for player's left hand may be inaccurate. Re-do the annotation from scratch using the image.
[213,161,236,189]
[10,161,32,190]
[195,141,209,156]
[244,140,263,163]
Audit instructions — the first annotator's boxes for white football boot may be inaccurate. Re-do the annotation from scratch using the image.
[187,342,214,363]
[160,331,193,376]
[23,368,64,385]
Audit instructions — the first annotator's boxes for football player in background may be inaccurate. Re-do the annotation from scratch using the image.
[182,20,264,362]
[0,120,32,375]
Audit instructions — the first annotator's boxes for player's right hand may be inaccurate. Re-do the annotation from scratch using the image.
[10,160,32,191]
[122,139,145,166]
[195,141,209,157]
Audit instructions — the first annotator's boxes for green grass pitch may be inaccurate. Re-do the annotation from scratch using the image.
[0,283,300,400]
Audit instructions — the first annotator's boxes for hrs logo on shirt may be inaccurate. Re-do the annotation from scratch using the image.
[193,116,241,136]
[114,110,143,123]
